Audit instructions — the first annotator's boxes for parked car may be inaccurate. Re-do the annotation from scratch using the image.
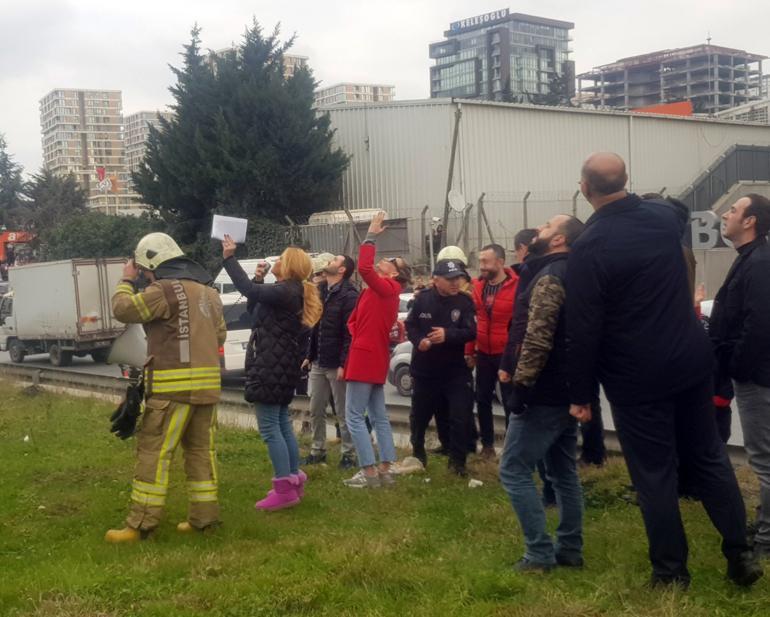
[386,292,415,349]
[388,341,413,397]
[398,292,414,321]
[387,339,505,402]
[219,292,251,375]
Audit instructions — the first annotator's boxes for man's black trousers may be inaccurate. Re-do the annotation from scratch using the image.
[474,352,511,448]
[611,378,750,582]
[580,396,606,465]
[411,374,474,467]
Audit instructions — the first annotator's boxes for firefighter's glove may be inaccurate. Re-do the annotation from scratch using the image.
[110,382,144,439]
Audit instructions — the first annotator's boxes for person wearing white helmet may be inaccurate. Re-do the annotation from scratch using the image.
[105,232,227,543]
[437,245,468,266]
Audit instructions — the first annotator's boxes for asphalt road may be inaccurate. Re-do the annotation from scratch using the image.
[0,351,746,447]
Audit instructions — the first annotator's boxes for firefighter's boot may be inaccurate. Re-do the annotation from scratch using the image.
[104,527,142,544]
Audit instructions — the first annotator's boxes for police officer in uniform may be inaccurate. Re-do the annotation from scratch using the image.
[105,233,226,543]
[406,259,476,475]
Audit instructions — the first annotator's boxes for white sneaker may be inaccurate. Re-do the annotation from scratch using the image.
[391,456,425,475]
[343,470,381,488]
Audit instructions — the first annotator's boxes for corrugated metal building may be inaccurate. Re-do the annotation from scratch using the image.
[317,98,770,266]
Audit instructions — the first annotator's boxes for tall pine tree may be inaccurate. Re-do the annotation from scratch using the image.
[24,169,87,232]
[0,134,26,229]
[134,21,349,254]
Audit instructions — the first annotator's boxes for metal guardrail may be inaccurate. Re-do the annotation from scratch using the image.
[0,363,747,464]
[679,144,770,212]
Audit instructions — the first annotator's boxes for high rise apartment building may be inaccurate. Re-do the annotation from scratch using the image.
[283,54,309,79]
[39,89,143,214]
[124,110,174,187]
[210,49,309,80]
[429,9,575,101]
[314,83,395,107]
[578,44,766,113]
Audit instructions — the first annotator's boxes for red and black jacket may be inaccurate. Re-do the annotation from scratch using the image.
[465,268,519,357]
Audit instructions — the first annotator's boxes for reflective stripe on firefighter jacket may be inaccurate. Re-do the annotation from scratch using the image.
[112,279,227,404]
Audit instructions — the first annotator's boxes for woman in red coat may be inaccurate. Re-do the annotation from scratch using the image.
[343,212,412,488]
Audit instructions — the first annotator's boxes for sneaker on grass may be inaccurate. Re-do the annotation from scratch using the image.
[343,470,381,488]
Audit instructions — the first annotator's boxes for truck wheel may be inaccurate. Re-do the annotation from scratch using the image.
[49,344,73,367]
[8,340,25,363]
[394,364,413,398]
[91,349,110,363]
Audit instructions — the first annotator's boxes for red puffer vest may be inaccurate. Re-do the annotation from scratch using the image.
[466,269,519,356]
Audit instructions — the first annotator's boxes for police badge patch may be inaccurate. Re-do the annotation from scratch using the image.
[451,308,461,322]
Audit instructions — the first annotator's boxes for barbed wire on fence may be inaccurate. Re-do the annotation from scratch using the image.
[297,184,695,269]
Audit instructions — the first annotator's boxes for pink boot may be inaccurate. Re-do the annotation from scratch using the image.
[294,470,307,498]
[255,477,300,511]
[266,472,306,499]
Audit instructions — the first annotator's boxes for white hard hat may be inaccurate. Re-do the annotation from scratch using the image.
[134,233,184,270]
[436,245,467,266]
[311,252,335,274]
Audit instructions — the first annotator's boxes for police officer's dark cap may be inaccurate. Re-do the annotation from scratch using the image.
[433,259,469,279]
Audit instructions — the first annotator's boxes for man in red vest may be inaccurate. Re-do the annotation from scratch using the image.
[465,243,519,458]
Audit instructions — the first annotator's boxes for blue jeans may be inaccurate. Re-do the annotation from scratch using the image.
[345,381,397,468]
[499,404,583,565]
[255,403,299,478]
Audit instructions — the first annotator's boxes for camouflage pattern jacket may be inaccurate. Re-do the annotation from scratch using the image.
[500,253,570,406]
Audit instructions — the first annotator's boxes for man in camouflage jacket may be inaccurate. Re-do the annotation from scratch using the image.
[497,214,586,572]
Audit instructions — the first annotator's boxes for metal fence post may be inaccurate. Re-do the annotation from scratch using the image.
[420,205,429,262]
[522,190,531,229]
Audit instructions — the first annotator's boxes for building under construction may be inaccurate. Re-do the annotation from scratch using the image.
[578,44,766,113]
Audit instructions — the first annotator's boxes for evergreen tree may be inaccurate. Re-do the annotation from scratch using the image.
[134,21,349,257]
[40,211,164,261]
[528,73,574,107]
[0,134,26,229]
[23,169,87,232]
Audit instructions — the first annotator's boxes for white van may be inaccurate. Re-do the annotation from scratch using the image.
[220,292,252,375]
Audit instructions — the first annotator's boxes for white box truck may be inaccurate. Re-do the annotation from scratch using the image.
[0,258,126,366]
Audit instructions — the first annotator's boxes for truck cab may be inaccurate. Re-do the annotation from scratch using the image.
[0,292,24,362]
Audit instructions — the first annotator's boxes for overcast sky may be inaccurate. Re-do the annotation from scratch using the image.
[2,0,768,174]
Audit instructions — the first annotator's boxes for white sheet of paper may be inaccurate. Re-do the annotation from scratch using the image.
[211,214,248,243]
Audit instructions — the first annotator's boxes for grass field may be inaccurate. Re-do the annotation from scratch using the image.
[1,382,768,616]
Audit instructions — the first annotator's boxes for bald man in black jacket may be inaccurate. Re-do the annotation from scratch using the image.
[566,152,761,588]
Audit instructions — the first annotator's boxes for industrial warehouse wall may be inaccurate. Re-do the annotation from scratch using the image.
[323,99,770,262]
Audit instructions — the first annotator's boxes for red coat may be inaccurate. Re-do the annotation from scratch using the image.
[465,268,519,356]
[344,243,401,384]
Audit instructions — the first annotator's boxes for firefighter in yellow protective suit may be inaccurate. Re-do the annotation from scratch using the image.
[105,233,227,543]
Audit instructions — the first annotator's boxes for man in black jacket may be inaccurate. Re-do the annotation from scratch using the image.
[498,214,585,572]
[406,259,476,475]
[303,255,359,468]
[710,193,770,558]
[566,152,761,588]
